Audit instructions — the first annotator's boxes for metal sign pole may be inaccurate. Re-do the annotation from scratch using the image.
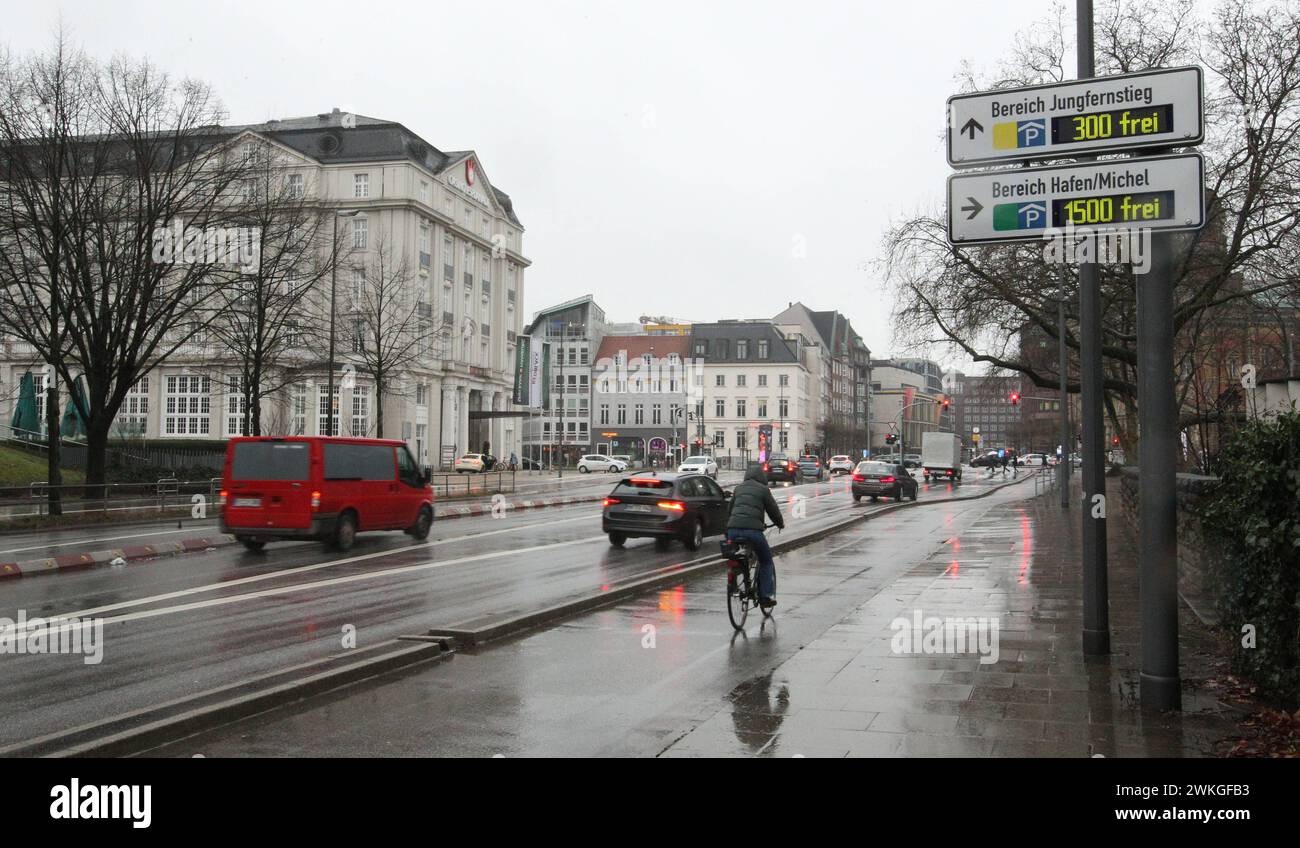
[1058,297,1070,508]
[1077,0,1111,656]
[1138,231,1182,711]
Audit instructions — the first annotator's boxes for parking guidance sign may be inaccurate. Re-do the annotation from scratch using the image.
[947,153,1205,245]
[948,67,1202,166]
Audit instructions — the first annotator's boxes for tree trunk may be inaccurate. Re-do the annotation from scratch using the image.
[83,421,111,501]
[374,383,385,439]
[45,383,63,516]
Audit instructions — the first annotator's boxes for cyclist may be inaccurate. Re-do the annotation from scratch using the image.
[725,464,785,609]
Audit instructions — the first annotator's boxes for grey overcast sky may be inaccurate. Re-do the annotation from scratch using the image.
[8,0,1054,364]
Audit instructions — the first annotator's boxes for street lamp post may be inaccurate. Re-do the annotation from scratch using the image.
[326,209,361,437]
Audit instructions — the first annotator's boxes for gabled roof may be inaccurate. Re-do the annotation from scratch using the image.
[594,334,690,361]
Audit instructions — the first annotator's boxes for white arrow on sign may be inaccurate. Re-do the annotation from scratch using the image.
[947,152,1204,245]
[948,66,1203,167]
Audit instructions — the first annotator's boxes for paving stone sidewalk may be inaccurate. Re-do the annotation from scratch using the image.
[662,482,1237,757]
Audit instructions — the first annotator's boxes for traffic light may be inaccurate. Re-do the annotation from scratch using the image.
[1112,435,1120,446]
[885,434,897,445]
[1009,392,1020,406]
[939,398,951,409]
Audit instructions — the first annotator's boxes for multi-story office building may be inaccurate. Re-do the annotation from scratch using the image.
[869,358,950,455]
[521,295,607,466]
[773,302,872,455]
[0,109,531,470]
[689,321,812,465]
[590,335,692,465]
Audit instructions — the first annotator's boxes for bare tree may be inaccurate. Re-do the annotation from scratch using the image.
[207,137,334,436]
[343,235,427,439]
[883,0,1300,466]
[0,33,97,512]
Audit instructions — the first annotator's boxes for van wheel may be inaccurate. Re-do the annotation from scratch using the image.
[238,537,265,552]
[330,511,358,551]
[608,532,627,547]
[407,505,433,541]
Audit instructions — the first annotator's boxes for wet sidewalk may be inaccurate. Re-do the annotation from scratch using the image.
[662,482,1237,757]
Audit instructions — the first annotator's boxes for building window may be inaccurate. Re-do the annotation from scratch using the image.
[758,340,769,359]
[419,181,430,204]
[164,376,210,436]
[225,375,249,436]
[737,340,748,359]
[736,399,746,417]
[286,173,304,198]
[736,430,747,449]
[715,399,725,417]
[616,404,627,425]
[352,217,368,249]
[715,374,725,387]
[736,375,746,387]
[758,374,767,387]
[757,400,767,418]
[599,405,609,425]
[779,398,789,418]
[291,383,307,435]
[116,378,150,436]
[652,405,662,425]
[350,386,370,436]
[779,429,789,449]
[317,385,339,435]
[779,374,789,387]
[634,404,644,425]
[354,173,370,198]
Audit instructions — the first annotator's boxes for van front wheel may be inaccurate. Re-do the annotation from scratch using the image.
[331,511,358,551]
[237,537,266,552]
[407,505,433,541]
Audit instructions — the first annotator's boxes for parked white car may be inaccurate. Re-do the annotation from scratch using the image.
[577,454,627,474]
[455,454,487,473]
[677,455,718,478]
[828,455,855,475]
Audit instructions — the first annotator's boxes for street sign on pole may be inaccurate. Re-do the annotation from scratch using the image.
[947,66,1202,166]
[947,153,1204,245]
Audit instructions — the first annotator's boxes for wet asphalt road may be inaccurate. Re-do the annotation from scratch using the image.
[143,475,1037,757]
[0,467,1027,750]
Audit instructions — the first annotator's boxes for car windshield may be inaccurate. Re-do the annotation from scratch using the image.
[684,456,710,463]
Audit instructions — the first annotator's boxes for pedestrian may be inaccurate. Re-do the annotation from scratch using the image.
[509,451,518,471]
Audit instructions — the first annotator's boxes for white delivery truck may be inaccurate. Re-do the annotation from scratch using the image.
[921,432,963,483]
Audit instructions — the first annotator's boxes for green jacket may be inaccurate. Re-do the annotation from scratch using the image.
[727,466,785,531]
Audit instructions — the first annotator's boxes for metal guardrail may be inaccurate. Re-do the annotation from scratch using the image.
[1033,463,1057,498]
[0,478,219,520]
[426,470,516,499]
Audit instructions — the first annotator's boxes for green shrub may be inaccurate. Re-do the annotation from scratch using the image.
[1199,409,1300,708]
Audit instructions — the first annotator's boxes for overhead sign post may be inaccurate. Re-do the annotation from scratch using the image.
[947,66,1202,166]
[947,153,1204,244]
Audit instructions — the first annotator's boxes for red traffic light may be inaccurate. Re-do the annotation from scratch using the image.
[1112,436,1120,446]
[1009,392,1020,405]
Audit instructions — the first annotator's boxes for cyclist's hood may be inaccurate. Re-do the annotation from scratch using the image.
[745,465,768,485]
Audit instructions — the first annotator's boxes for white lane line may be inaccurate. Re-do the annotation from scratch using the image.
[6,512,594,625]
[7,535,611,636]
[0,526,219,556]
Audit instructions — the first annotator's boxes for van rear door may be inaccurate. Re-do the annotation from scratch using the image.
[224,440,314,530]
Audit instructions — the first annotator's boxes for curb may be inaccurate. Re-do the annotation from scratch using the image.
[427,473,1037,648]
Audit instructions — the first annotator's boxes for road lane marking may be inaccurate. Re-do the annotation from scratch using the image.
[2,511,596,624]
[0,525,219,556]
[7,534,612,636]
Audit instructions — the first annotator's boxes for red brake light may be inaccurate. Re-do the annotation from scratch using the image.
[880,476,896,483]
[851,474,865,482]
[763,463,769,471]
[311,490,321,509]
[602,497,620,507]
[657,501,685,512]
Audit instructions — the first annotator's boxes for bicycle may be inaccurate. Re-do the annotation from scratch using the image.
[720,524,779,631]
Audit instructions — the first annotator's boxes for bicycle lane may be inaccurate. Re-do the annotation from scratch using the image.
[140,480,1029,757]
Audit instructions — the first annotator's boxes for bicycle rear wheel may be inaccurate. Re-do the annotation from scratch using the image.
[727,560,751,631]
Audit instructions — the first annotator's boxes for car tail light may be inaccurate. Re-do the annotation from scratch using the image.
[311,490,321,510]
[657,500,685,512]
[851,474,865,482]
[218,489,228,506]
[763,463,769,471]
[880,476,896,483]
[602,497,620,507]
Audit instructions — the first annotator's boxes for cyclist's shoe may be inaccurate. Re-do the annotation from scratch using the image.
[759,597,777,609]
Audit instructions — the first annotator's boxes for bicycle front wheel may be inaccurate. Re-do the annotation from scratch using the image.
[727,561,751,631]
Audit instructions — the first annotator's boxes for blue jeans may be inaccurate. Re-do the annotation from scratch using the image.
[726,528,775,600]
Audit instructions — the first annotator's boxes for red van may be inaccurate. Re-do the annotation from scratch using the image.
[219,436,434,552]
